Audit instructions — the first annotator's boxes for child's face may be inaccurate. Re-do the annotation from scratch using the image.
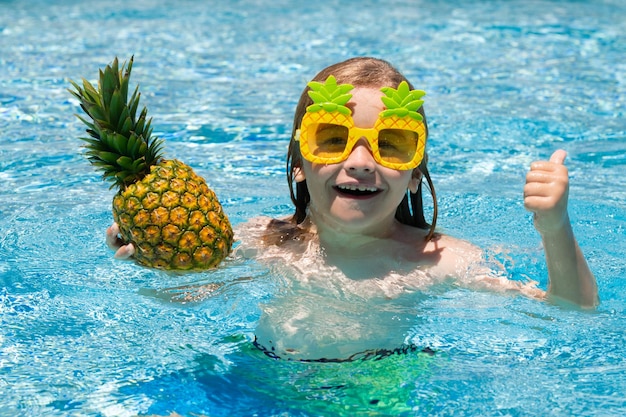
[300,87,417,236]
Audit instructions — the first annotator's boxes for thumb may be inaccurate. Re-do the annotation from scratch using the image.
[549,149,567,165]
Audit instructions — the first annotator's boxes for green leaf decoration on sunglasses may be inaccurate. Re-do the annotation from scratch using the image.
[380,81,425,121]
[306,75,354,115]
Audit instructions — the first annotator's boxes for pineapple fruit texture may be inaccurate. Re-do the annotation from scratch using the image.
[69,57,233,270]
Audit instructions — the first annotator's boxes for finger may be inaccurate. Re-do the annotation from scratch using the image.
[529,162,569,181]
[523,195,544,213]
[549,149,567,165]
[106,224,121,249]
[524,193,558,212]
[114,243,135,260]
[526,170,556,184]
[524,182,553,198]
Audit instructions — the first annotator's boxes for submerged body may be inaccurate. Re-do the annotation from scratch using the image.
[233,215,543,361]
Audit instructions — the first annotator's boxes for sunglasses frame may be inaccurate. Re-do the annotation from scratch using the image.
[297,112,427,171]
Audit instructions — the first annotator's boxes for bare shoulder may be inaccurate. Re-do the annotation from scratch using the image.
[234,215,276,234]
[236,216,309,242]
[423,232,545,298]
[232,216,272,258]
[429,233,482,254]
[419,232,484,278]
[233,216,312,258]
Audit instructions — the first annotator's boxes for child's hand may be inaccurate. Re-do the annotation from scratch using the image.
[106,223,135,259]
[524,150,570,234]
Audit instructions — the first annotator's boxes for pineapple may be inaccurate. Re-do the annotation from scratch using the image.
[69,57,233,270]
[302,75,354,137]
[378,81,427,169]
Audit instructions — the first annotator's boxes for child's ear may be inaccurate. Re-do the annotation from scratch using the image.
[408,169,422,194]
[293,166,306,182]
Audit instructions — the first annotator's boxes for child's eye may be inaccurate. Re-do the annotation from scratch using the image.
[378,129,419,155]
[314,124,349,148]
[320,136,347,146]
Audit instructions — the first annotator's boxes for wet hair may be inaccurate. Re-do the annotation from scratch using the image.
[286,57,438,240]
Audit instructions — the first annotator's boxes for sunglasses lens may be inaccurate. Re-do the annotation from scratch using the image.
[300,122,423,168]
[309,123,350,158]
[378,129,419,164]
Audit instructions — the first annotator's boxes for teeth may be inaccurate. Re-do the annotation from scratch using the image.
[337,185,378,192]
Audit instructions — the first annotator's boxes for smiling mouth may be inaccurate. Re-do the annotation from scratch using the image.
[334,184,381,197]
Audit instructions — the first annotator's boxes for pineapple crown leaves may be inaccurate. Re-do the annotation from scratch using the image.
[68,56,164,189]
[380,81,426,121]
[306,75,354,115]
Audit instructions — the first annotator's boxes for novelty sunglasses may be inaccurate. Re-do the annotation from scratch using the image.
[295,76,427,171]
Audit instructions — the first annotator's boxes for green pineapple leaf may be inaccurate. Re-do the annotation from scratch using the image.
[380,81,426,121]
[306,75,354,114]
[380,96,400,110]
[330,83,355,99]
[307,91,328,104]
[69,56,165,188]
[330,93,353,107]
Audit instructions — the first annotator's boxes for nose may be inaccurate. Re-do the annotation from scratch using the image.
[344,138,376,173]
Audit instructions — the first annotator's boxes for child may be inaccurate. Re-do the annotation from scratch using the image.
[107,57,598,361]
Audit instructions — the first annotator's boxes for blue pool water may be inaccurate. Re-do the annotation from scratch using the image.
[1,0,625,415]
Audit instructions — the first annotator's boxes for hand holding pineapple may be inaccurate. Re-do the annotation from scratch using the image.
[106,223,135,259]
[70,57,233,270]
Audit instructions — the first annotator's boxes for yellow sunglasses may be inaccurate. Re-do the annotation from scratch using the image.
[295,76,427,171]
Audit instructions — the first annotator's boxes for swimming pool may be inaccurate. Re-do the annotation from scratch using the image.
[1,0,624,415]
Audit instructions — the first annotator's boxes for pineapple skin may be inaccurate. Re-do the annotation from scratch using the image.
[112,159,233,270]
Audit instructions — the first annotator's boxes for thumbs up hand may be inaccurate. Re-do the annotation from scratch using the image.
[523,150,570,234]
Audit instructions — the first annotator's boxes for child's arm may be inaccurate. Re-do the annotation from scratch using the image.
[523,150,598,307]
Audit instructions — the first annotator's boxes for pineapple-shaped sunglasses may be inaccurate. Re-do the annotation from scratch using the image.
[296,76,427,171]
[69,57,233,271]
